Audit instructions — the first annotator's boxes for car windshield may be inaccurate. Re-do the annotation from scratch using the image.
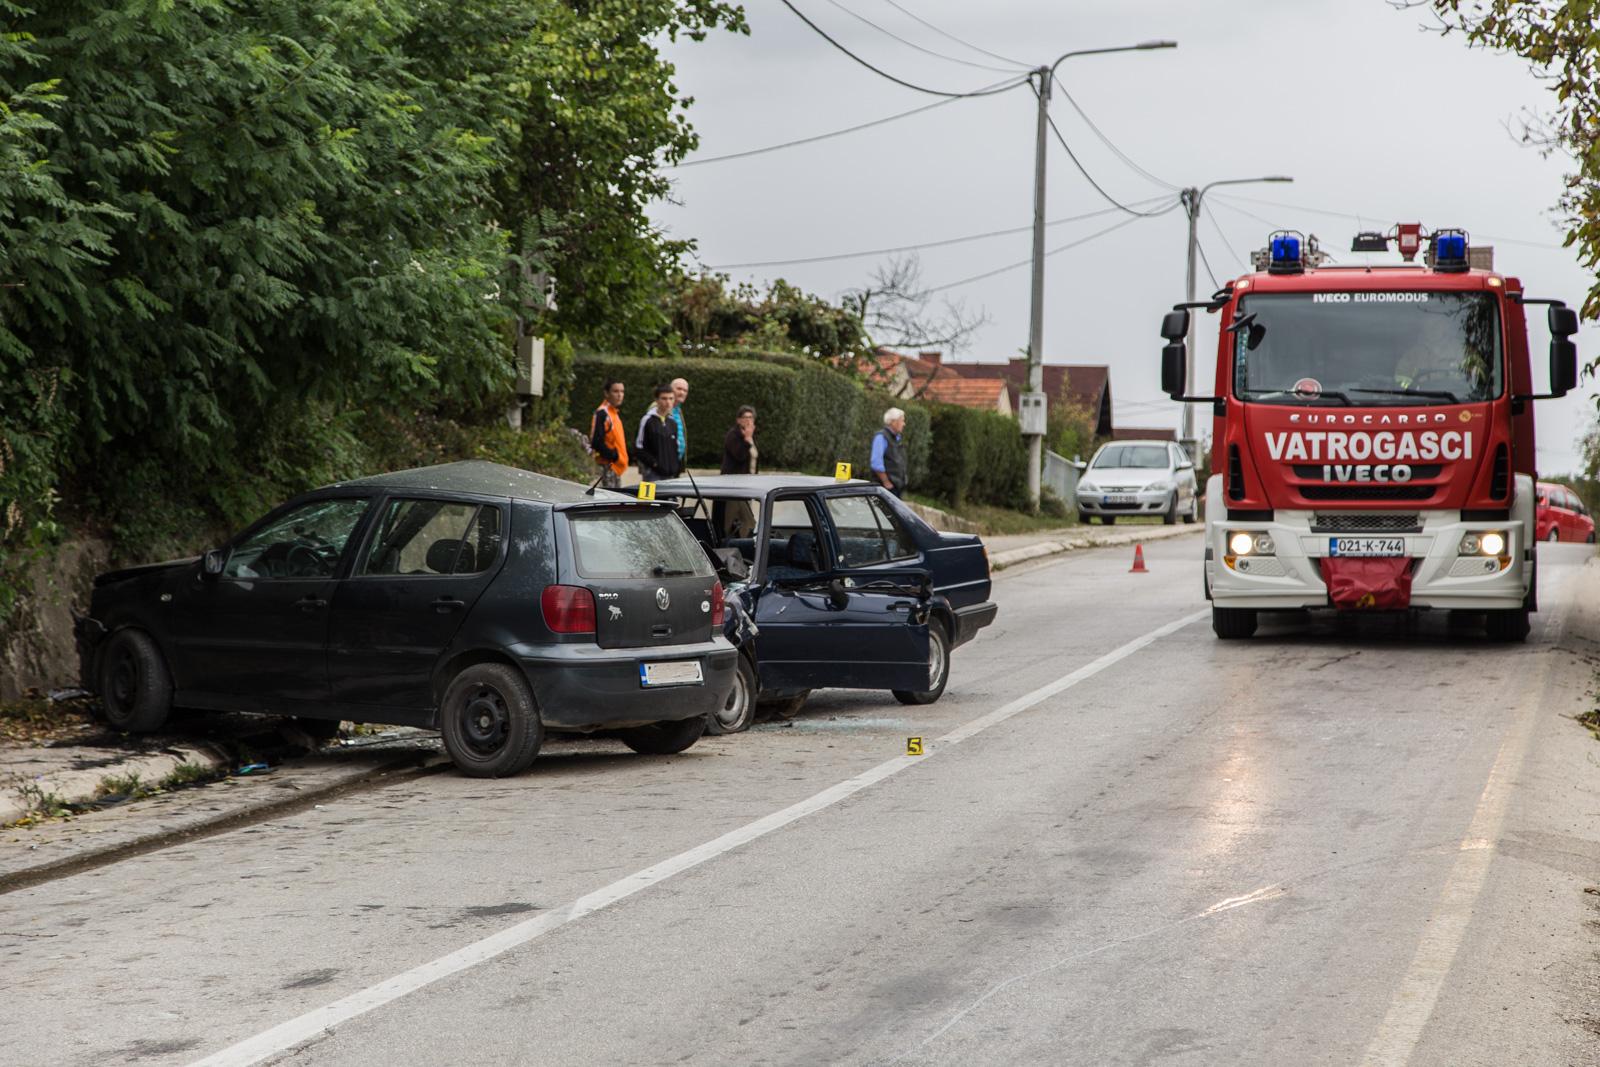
[1093,445,1169,469]
[1232,291,1502,405]
[567,510,713,579]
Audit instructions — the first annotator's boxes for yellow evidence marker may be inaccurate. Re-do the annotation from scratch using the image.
[834,462,852,481]
[636,481,657,501]
[906,737,924,756]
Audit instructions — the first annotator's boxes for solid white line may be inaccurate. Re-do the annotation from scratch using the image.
[188,608,1207,1067]
[1358,602,1570,1065]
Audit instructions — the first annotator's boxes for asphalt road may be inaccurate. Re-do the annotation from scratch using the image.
[5,535,1600,1067]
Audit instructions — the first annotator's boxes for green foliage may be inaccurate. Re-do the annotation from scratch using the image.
[1047,372,1101,462]
[1433,1,1600,332]
[667,274,867,359]
[924,404,1028,509]
[572,353,930,485]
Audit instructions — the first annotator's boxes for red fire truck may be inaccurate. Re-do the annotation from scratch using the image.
[1159,226,1579,641]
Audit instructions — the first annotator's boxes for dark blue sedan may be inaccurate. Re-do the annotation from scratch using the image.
[652,475,998,732]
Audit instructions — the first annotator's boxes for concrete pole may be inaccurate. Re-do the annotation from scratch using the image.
[1180,187,1200,458]
[1025,66,1051,512]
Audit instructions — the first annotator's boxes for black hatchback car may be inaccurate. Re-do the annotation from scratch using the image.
[651,475,997,731]
[76,461,738,777]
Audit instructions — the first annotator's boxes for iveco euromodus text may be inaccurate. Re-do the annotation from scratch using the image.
[1156,224,1580,641]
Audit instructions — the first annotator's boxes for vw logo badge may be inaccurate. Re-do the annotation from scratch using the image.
[655,587,671,611]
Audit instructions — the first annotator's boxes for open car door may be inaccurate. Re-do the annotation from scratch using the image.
[752,568,933,692]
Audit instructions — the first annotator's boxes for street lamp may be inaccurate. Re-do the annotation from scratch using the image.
[1024,40,1177,511]
[1177,176,1293,454]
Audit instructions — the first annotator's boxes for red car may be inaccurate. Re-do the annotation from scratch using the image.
[1536,481,1595,543]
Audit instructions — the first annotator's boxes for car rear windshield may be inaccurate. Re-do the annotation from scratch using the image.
[567,509,714,579]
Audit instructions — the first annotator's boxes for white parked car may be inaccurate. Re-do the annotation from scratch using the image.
[1075,440,1199,525]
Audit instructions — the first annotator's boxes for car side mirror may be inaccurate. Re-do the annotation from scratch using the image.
[1177,460,1194,470]
[1160,309,1189,342]
[827,577,850,610]
[202,549,226,580]
[1551,337,1578,396]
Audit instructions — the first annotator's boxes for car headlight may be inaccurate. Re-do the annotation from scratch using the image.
[1228,530,1275,556]
[1078,481,1098,494]
[1459,531,1507,556]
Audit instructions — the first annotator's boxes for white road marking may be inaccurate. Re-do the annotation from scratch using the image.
[1359,610,1568,1066]
[187,609,1208,1067]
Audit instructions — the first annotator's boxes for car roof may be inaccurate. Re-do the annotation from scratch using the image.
[652,473,872,497]
[1097,440,1174,450]
[331,460,631,505]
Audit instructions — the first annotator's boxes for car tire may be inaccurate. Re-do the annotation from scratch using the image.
[1587,530,1596,544]
[439,663,543,778]
[893,623,950,705]
[619,716,706,755]
[1183,496,1198,524]
[1101,515,1117,525]
[287,717,343,744]
[1547,527,1560,543]
[758,690,811,719]
[706,655,757,735]
[1163,493,1178,525]
[1077,511,1090,525]
[1484,609,1531,643]
[97,628,172,733]
[1211,606,1257,639]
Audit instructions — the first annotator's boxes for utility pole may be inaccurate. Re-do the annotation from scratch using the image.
[1177,176,1293,458]
[1023,41,1176,511]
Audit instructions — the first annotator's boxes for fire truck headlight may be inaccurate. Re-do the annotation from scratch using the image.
[1459,531,1506,556]
[1229,531,1254,555]
[1253,533,1276,556]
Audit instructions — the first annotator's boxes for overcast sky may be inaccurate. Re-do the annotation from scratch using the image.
[652,0,1599,474]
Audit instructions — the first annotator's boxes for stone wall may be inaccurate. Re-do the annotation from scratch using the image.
[1,539,111,701]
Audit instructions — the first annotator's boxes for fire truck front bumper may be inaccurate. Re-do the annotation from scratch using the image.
[1203,479,1535,613]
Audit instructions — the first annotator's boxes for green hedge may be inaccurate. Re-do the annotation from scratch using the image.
[924,403,1028,508]
[571,353,930,486]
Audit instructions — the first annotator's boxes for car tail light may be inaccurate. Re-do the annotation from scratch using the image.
[710,581,725,627]
[541,585,596,635]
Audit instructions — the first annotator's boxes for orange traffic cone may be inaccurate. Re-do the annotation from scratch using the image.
[1130,543,1148,573]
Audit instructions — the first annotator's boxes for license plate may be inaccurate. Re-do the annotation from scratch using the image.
[1328,537,1407,557]
[639,660,703,687]
[1104,494,1136,504]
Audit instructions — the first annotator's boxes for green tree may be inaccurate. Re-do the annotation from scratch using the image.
[1431,1,1600,329]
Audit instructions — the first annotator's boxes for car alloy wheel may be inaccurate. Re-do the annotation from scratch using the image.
[893,625,950,705]
[707,656,756,735]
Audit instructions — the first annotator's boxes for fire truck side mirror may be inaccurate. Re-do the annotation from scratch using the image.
[1161,343,1186,398]
[1160,309,1189,341]
[1549,305,1579,396]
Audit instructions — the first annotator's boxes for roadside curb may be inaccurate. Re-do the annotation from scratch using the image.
[990,524,1201,571]
[0,751,447,894]
[0,740,233,828]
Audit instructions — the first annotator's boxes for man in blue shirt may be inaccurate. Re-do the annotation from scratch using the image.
[670,377,689,466]
[870,407,908,497]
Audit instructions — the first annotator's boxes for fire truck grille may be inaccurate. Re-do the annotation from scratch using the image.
[1292,465,1443,480]
[1310,514,1422,534]
[1300,485,1435,501]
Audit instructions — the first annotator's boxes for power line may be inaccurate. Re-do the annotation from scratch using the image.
[874,0,1031,69]
[1053,85,1179,191]
[924,212,1161,295]
[673,94,966,168]
[1202,202,1245,270]
[820,0,1023,73]
[1209,191,1565,250]
[1194,236,1220,289]
[778,0,1032,98]
[1039,88,1174,218]
[705,196,1172,269]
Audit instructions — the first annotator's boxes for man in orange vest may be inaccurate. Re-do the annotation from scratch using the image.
[589,378,628,489]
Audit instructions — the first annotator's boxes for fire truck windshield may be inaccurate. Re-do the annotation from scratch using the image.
[1232,291,1502,406]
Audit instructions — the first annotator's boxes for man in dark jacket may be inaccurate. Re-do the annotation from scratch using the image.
[638,382,681,482]
[870,407,908,497]
[721,406,758,474]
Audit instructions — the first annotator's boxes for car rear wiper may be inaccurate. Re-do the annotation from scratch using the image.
[652,564,696,576]
[1347,386,1462,403]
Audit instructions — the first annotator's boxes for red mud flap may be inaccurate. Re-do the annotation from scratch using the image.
[1319,557,1413,610]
